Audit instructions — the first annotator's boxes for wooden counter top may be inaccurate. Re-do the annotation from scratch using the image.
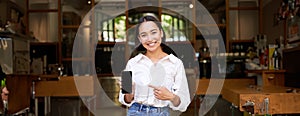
[195,78,300,114]
[222,85,300,115]
[35,76,94,97]
[245,69,286,74]
[196,78,255,95]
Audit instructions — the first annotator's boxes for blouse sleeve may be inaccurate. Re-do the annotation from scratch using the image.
[168,60,191,112]
[118,90,133,107]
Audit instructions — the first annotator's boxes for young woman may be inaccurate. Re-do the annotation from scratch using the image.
[118,15,190,116]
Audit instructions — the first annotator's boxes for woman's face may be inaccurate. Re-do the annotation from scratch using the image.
[138,21,163,52]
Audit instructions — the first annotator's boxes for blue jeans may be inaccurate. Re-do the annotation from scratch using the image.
[127,103,170,116]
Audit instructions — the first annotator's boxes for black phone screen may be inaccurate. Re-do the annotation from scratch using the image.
[121,71,132,94]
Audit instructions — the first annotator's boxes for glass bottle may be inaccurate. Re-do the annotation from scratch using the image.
[272,48,281,70]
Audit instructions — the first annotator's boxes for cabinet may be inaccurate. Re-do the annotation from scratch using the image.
[26,0,62,76]
[195,0,227,56]
[30,42,58,74]
[227,0,262,52]
[246,70,285,87]
[61,1,94,76]
[0,32,30,74]
[26,0,95,76]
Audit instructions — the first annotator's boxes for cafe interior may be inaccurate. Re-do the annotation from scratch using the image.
[0,0,300,116]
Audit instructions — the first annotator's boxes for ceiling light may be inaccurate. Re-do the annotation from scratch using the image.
[88,0,91,4]
[189,4,193,8]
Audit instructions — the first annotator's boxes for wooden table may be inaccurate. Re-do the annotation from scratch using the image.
[196,78,255,95]
[34,76,95,115]
[194,78,256,115]
[195,78,300,115]
[35,76,94,97]
[222,85,300,115]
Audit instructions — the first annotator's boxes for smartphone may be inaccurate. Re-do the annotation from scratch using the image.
[121,71,132,94]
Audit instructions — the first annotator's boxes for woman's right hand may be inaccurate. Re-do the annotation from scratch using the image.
[124,93,134,103]
[123,82,135,103]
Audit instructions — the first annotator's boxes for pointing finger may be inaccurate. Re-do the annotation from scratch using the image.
[148,84,158,89]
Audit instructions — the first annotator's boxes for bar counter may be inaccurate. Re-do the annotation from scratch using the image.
[195,78,300,115]
[222,85,300,115]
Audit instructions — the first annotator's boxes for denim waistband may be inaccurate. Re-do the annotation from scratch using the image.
[130,102,169,113]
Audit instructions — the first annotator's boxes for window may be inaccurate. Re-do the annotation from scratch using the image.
[99,14,188,42]
[99,15,126,42]
[162,14,188,42]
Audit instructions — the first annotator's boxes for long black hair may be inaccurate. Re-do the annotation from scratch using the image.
[129,15,177,59]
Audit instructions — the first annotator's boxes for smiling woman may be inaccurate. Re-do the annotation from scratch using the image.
[118,15,191,116]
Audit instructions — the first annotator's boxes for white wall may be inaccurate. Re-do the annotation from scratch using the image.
[28,3,58,42]
[229,1,259,40]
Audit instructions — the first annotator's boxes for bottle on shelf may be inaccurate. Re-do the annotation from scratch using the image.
[198,47,211,79]
[259,47,265,67]
[272,48,281,70]
[263,47,269,69]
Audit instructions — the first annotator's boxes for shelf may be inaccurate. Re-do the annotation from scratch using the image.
[97,41,126,45]
[97,41,116,45]
[245,69,286,74]
[288,39,300,44]
[287,35,300,44]
[62,25,91,28]
[230,39,254,43]
[62,58,91,61]
[28,9,59,13]
[197,24,226,27]
[283,46,300,53]
[30,42,58,45]
[229,7,259,10]
[166,41,191,44]
[62,25,80,29]
[0,31,32,39]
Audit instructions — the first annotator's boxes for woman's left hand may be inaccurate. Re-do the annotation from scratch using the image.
[149,85,175,101]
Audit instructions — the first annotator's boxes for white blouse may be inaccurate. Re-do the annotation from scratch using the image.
[118,53,190,112]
